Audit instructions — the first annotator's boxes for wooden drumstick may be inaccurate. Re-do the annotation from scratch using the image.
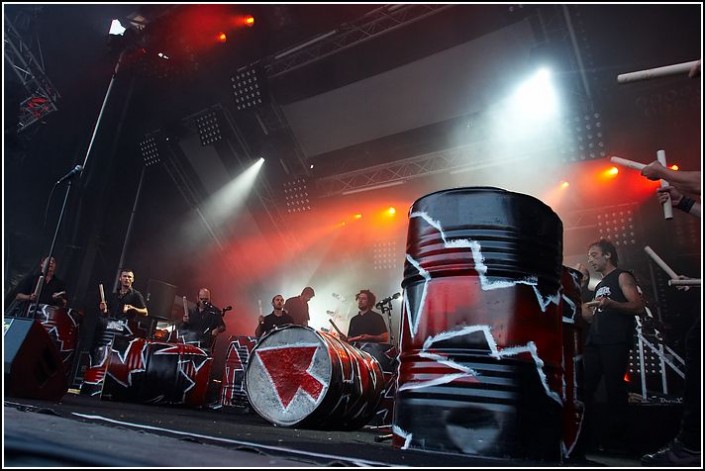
[328,319,346,338]
[656,150,673,220]
[99,283,106,304]
[617,60,699,83]
[644,246,679,280]
[668,279,701,287]
[610,156,646,171]
[584,300,601,308]
[182,296,189,319]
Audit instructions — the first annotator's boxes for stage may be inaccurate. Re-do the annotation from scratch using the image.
[4,392,647,467]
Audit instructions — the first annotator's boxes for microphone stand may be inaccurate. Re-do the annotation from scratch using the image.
[377,300,395,346]
[29,178,75,317]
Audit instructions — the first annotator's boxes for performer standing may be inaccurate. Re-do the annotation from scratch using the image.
[346,289,389,343]
[100,268,148,320]
[180,288,225,347]
[14,256,68,311]
[255,294,294,337]
[580,240,644,454]
[284,286,315,327]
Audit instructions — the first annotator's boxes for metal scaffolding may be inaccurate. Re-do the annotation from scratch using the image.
[4,11,60,132]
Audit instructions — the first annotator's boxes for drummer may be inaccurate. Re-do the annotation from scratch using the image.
[255,294,294,337]
[345,289,389,343]
[100,268,148,320]
[14,256,68,310]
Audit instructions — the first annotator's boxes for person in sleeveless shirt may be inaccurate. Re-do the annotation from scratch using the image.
[580,239,644,454]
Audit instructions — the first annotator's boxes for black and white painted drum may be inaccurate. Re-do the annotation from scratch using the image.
[246,325,384,429]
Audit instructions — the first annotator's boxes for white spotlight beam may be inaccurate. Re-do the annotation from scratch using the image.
[203,158,265,226]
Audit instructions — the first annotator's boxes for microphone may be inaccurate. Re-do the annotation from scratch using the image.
[376,292,401,308]
[56,165,83,184]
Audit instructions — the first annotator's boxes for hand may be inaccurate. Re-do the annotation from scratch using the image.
[211,328,219,337]
[689,59,701,78]
[675,275,692,292]
[641,161,667,181]
[183,314,189,323]
[258,315,264,324]
[99,301,107,313]
[657,185,684,206]
[574,263,590,286]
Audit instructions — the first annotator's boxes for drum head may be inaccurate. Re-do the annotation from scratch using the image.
[246,326,332,426]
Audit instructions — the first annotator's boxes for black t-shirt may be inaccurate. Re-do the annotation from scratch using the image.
[587,268,638,345]
[348,310,388,339]
[180,303,226,346]
[17,274,67,307]
[258,311,294,337]
[107,288,147,321]
[283,296,309,326]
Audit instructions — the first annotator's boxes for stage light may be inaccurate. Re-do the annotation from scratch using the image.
[387,207,396,216]
[373,241,399,271]
[231,67,265,111]
[354,213,363,220]
[597,209,636,247]
[109,19,127,36]
[244,15,255,27]
[283,178,312,214]
[560,112,606,162]
[560,181,569,189]
[139,134,160,167]
[217,32,227,43]
[195,109,222,146]
[670,164,679,171]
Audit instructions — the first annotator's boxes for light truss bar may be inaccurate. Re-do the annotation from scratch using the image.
[4,14,60,132]
[264,4,453,78]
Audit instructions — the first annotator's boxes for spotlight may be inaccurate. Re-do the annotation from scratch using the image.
[109,19,127,36]
[283,178,312,214]
[597,210,636,247]
[195,109,222,146]
[231,67,266,111]
[139,133,161,167]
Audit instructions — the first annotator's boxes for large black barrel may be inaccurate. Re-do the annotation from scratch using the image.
[392,187,564,461]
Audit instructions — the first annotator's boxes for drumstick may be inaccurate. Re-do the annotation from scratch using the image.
[617,60,699,83]
[656,150,673,220]
[182,296,189,318]
[584,300,601,308]
[33,276,45,298]
[644,246,679,280]
[610,156,646,171]
[668,279,701,287]
[328,319,346,338]
[99,283,106,303]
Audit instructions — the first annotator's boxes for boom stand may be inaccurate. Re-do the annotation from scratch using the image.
[29,178,75,317]
[377,300,395,346]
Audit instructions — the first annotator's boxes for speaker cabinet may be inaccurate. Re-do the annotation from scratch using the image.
[146,279,177,321]
[4,317,68,401]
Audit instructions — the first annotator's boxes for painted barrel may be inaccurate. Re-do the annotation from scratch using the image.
[559,266,586,458]
[220,335,258,409]
[29,304,80,377]
[392,187,564,461]
[246,325,384,429]
[100,337,212,407]
[353,342,399,426]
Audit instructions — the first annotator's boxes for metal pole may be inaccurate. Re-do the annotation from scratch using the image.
[112,165,146,292]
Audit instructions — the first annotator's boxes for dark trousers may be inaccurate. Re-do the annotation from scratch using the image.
[583,342,632,449]
[677,317,701,450]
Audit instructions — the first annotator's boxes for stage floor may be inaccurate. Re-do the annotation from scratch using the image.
[3,392,646,467]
